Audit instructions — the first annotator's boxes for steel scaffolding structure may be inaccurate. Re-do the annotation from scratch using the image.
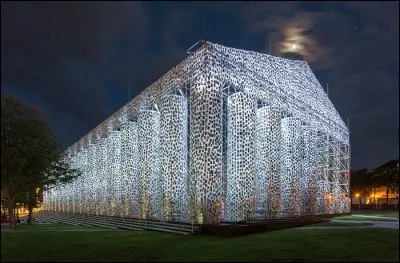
[43,41,350,224]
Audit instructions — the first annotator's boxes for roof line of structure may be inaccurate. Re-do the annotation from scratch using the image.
[64,40,349,154]
[64,41,209,153]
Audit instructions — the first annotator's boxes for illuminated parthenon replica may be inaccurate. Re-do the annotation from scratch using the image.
[43,41,351,224]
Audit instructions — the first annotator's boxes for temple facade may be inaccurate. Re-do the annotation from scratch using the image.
[43,41,351,224]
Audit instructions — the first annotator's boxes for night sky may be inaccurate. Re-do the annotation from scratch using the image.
[1,1,398,170]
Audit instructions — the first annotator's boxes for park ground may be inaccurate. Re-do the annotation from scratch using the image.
[1,210,399,262]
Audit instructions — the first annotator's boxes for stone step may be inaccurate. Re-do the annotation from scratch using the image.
[98,216,193,229]
[33,212,196,235]
[69,213,192,227]
[61,215,191,234]
[70,215,194,234]
[132,220,193,230]
[41,217,71,223]
[68,215,192,230]
[54,217,96,227]
[85,215,195,231]
[57,217,119,229]
[75,216,143,231]
[62,216,126,229]
[143,225,191,235]
[97,218,195,233]
[35,213,67,219]
[36,217,63,223]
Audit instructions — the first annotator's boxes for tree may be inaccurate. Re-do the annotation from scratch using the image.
[1,191,8,215]
[350,169,372,205]
[17,157,81,223]
[1,94,80,228]
[373,160,399,203]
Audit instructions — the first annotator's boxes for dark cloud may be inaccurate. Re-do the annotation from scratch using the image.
[1,1,398,169]
[240,1,399,169]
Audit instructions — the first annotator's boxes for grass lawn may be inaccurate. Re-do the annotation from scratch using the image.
[333,215,399,222]
[351,210,399,218]
[1,223,399,262]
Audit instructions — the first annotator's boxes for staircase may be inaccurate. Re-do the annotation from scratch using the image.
[24,211,198,235]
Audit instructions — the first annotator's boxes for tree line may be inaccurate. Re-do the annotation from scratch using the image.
[350,160,399,204]
[1,94,80,228]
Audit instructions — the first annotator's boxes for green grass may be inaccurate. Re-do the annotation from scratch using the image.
[311,221,374,227]
[1,223,399,262]
[351,210,399,218]
[333,215,399,222]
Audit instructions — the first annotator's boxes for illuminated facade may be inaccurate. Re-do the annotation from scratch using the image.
[43,41,351,224]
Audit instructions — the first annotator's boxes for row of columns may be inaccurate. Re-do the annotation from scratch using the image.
[43,78,350,224]
[224,92,350,222]
[44,94,190,222]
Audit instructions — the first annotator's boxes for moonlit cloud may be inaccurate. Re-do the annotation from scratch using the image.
[278,13,329,63]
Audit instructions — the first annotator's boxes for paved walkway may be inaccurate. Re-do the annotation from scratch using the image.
[351,215,399,220]
[296,219,399,230]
